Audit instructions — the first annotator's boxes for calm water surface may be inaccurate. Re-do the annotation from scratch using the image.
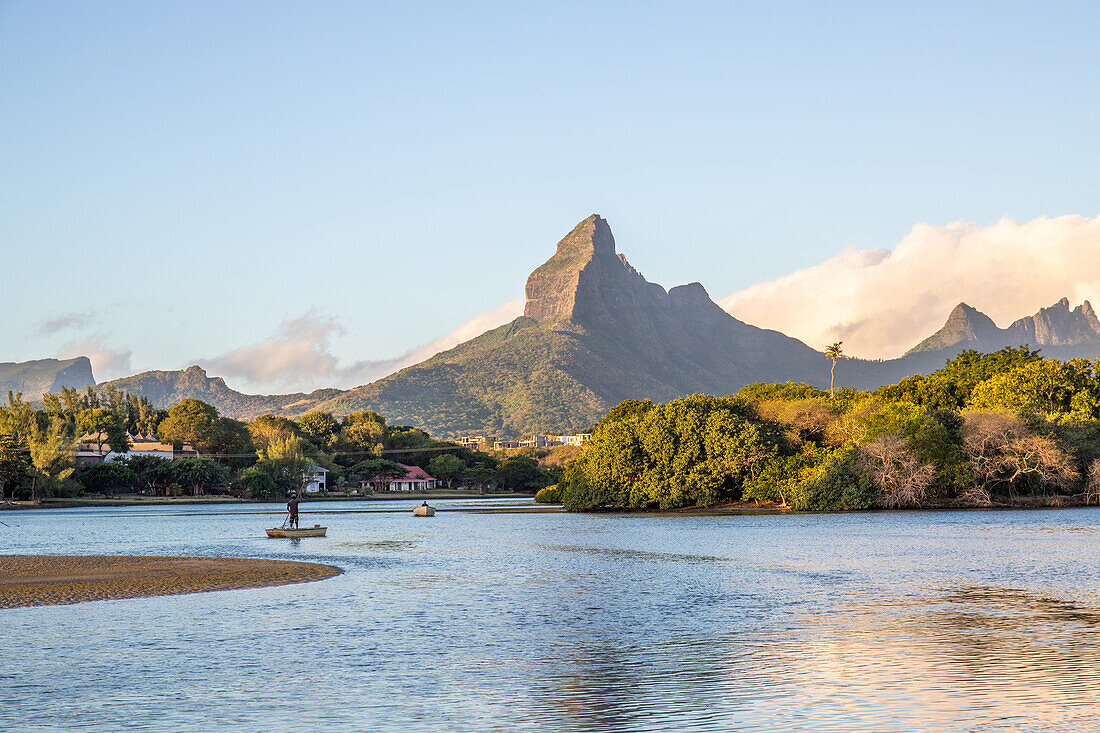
[2,499,1099,732]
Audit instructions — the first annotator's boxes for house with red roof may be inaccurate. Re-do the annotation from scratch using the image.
[362,463,438,493]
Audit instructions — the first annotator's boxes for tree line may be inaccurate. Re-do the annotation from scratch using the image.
[546,347,1100,511]
[0,389,555,500]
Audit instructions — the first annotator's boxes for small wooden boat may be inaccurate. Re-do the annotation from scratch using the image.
[413,503,436,517]
[266,524,327,538]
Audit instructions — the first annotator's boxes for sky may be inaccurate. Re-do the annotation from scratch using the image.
[2,1,1099,391]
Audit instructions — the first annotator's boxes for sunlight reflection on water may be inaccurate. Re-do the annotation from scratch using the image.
[1,500,1099,732]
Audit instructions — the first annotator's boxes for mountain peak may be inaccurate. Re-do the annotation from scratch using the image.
[905,302,998,355]
[524,214,621,322]
[907,296,1100,357]
[1009,297,1100,345]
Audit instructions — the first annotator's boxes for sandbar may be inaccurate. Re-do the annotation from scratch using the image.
[0,555,341,609]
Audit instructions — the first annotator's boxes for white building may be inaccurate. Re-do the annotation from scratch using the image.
[562,434,591,446]
[361,463,437,492]
[76,433,198,466]
[303,466,328,494]
[457,435,486,449]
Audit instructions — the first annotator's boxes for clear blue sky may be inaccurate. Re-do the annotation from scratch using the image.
[2,1,1099,389]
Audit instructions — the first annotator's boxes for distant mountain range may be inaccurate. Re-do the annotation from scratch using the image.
[907,297,1100,358]
[103,365,342,420]
[0,357,94,398]
[11,216,1100,435]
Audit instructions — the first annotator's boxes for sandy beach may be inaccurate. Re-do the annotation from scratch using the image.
[0,555,341,609]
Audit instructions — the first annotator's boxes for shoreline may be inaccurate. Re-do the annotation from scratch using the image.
[0,555,342,609]
[633,496,1100,515]
[1,491,535,510]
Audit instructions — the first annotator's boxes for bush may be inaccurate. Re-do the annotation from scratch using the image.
[534,484,563,503]
[78,462,138,493]
[788,448,875,511]
[496,455,552,493]
[239,465,281,499]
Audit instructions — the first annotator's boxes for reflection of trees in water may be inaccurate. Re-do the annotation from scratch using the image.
[737,585,1100,731]
[521,549,753,731]
[914,585,1100,683]
[538,638,745,731]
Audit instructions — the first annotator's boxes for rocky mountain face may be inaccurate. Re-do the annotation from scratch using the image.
[100,365,341,420]
[313,215,849,435]
[0,357,94,398]
[907,297,1100,358]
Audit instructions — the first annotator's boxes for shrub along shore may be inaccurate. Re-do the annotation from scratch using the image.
[544,348,1100,512]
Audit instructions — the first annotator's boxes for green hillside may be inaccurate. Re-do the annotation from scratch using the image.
[315,318,607,436]
[101,365,342,420]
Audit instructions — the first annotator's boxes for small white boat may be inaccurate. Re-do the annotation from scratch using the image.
[413,503,436,517]
[266,524,327,538]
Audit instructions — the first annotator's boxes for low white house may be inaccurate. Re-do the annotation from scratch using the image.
[303,466,328,494]
[76,433,197,466]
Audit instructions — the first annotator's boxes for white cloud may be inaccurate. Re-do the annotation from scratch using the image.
[37,312,93,335]
[60,341,134,382]
[199,300,525,394]
[719,215,1100,358]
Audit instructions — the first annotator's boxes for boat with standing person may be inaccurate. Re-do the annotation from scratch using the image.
[266,524,327,538]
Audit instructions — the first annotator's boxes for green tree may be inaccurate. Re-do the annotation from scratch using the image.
[0,434,32,500]
[157,399,219,455]
[27,419,76,501]
[495,455,549,493]
[299,411,340,449]
[247,415,300,456]
[0,391,40,444]
[77,462,137,493]
[210,417,257,469]
[168,457,229,496]
[341,411,387,454]
[121,455,174,496]
[350,458,406,492]
[239,464,282,499]
[77,408,129,454]
[427,454,465,488]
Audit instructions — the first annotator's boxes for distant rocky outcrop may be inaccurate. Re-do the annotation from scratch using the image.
[907,297,1100,358]
[0,357,94,398]
[100,365,341,419]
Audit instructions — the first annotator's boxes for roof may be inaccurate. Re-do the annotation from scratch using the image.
[369,462,436,482]
[77,432,193,453]
[400,463,435,480]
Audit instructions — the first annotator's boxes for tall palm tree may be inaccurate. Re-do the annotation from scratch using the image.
[825,341,845,398]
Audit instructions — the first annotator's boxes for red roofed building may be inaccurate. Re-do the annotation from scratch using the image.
[363,463,438,493]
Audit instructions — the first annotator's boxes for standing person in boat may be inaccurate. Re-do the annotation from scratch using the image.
[287,495,300,529]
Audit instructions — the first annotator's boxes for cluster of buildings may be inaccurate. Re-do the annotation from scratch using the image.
[74,432,440,495]
[457,433,591,451]
[75,433,197,467]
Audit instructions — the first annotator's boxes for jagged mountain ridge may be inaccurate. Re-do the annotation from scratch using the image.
[908,297,1100,357]
[101,365,342,420]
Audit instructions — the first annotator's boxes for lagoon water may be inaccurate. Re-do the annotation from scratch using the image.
[2,499,1099,732]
